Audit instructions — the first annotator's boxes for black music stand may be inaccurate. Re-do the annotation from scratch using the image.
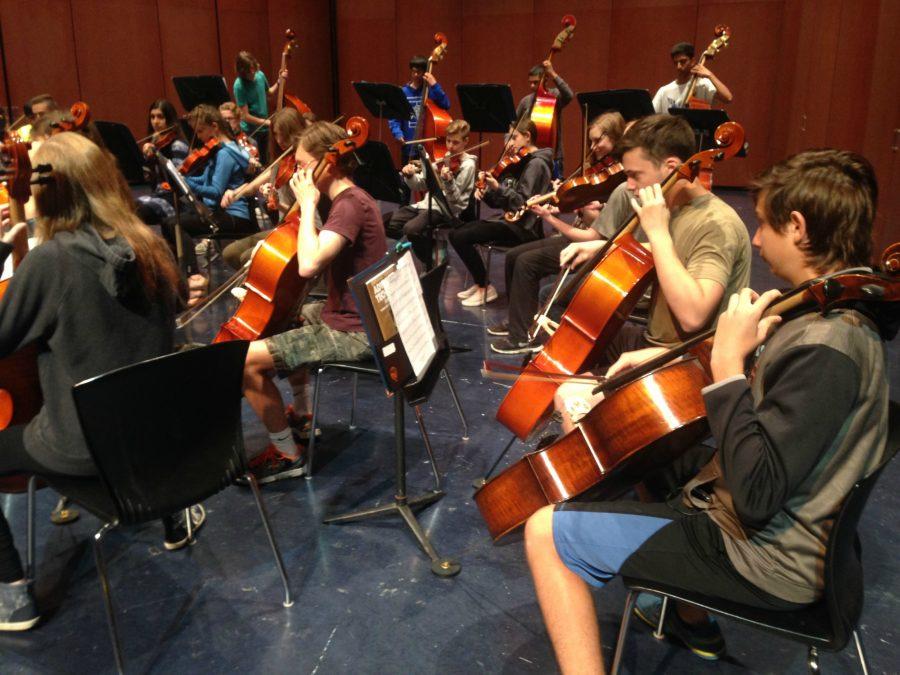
[352,140,404,204]
[577,89,655,123]
[352,81,413,144]
[329,246,461,577]
[94,121,146,185]
[172,75,231,111]
[669,107,740,154]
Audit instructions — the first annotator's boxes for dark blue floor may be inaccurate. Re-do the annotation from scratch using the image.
[1,190,897,674]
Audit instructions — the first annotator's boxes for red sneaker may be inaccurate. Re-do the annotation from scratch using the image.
[247,443,307,484]
[285,405,321,440]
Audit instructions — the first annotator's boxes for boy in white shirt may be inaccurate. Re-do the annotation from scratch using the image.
[652,42,733,114]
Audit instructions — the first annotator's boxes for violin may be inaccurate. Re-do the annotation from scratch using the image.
[496,122,746,441]
[476,261,900,539]
[504,155,624,222]
[179,137,220,176]
[276,29,312,116]
[411,33,451,161]
[529,16,576,149]
[235,131,259,161]
[267,153,297,212]
[213,117,369,344]
[50,102,91,135]
[476,146,535,191]
[681,26,731,109]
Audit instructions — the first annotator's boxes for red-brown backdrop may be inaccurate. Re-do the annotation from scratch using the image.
[0,0,895,250]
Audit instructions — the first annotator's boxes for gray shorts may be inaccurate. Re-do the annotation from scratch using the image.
[264,302,371,375]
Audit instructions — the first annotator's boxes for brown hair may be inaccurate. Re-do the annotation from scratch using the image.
[615,114,694,164]
[32,133,180,301]
[299,121,359,176]
[588,111,626,145]
[187,104,234,141]
[270,107,310,157]
[446,119,470,138]
[235,51,259,80]
[514,118,538,143]
[218,101,239,116]
[25,93,58,117]
[751,149,876,272]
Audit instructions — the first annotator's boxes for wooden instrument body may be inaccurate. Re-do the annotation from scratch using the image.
[477,358,711,540]
[530,86,559,149]
[213,216,310,343]
[421,100,451,160]
[497,233,656,439]
[554,162,626,212]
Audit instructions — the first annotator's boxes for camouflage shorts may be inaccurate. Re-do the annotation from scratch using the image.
[264,302,371,375]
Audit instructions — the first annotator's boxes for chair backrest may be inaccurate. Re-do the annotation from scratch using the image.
[824,399,900,645]
[72,341,250,526]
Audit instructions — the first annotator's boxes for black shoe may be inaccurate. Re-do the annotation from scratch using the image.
[247,444,308,485]
[633,592,725,661]
[164,504,207,551]
[0,581,39,631]
[490,337,541,355]
[486,322,510,336]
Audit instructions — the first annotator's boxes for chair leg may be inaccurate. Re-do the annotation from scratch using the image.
[26,476,36,581]
[807,645,820,673]
[245,473,293,608]
[306,368,323,479]
[414,405,442,492]
[184,507,193,544]
[441,368,469,440]
[93,522,126,675]
[349,372,358,429]
[653,595,669,639]
[483,246,493,306]
[611,590,638,675]
[852,630,870,675]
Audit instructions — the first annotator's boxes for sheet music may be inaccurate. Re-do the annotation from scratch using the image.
[385,251,436,379]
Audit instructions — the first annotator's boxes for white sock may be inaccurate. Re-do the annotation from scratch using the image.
[269,428,299,458]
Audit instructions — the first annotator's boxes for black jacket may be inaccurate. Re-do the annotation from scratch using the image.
[482,147,554,239]
[0,227,175,474]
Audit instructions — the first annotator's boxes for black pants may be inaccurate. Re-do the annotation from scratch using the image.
[384,206,453,267]
[448,219,538,287]
[161,204,256,273]
[504,236,568,342]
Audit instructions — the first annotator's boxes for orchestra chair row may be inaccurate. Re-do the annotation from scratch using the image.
[43,340,292,675]
[611,399,900,675]
[305,262,469,478]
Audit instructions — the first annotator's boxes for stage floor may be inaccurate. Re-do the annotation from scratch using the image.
[1,189,897,674]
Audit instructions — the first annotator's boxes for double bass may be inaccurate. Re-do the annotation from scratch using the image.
[681,26,731,109]
[412,32,451,160]
[213,117,369,343]
[275,29,312,115]
[476,261,900,540]
[496,122,746,441]
[529,15,576,149]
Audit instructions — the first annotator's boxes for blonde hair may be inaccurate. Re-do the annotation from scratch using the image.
[446,119,470,138]
[32,133,180,301]
[299,121,358,176]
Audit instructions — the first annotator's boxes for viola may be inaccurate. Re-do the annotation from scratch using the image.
[496,122,746,441]
[179,137,221,176]
[681,26,731,109]
[504,155,624,222]
[529,16,576,149]
[411,33,451,161]
[50,101,91,135]
[213,117,369,344]
[276,29,312,116]
[476,261,900,539]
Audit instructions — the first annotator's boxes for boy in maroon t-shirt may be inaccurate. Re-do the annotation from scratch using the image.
[242,121,387,483]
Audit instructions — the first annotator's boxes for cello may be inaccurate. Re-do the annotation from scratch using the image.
[529,15,576,149]
[495,122,745,440]
[475,262,900,540]
[411,32,451,161]
[680,25,731,109]
[213,117,368,343]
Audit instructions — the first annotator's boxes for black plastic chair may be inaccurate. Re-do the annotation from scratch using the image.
[610,400,900,675]
[306,262,469,476]
[47,340,292,675]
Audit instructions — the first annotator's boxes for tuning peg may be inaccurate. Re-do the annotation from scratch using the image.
[861,284,886,298]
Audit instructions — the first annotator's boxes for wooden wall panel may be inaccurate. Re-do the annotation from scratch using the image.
[70,0,164,135]
[158,0,221,113]
[695,0,783,186]
[267,0,334,121]
[217,0,270,102]
[0,0,80,115]
[335,0,397,152]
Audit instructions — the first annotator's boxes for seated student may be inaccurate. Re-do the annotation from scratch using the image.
[451,119,553,307]
[653,41,733,114]
[383,119,476,268]
[220,107,312,271]
[552,114,750,429]
[13,93,60,142]
[516,60,574,179]
[220,101,261,174]
[0,133,204,631]
[524,149,889,672]
[488,112,626,354]
[240,121,387,484]
[232,50,287,164]
[136,99,189,226]
[388,55,451,166]
[159,104,256,289]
